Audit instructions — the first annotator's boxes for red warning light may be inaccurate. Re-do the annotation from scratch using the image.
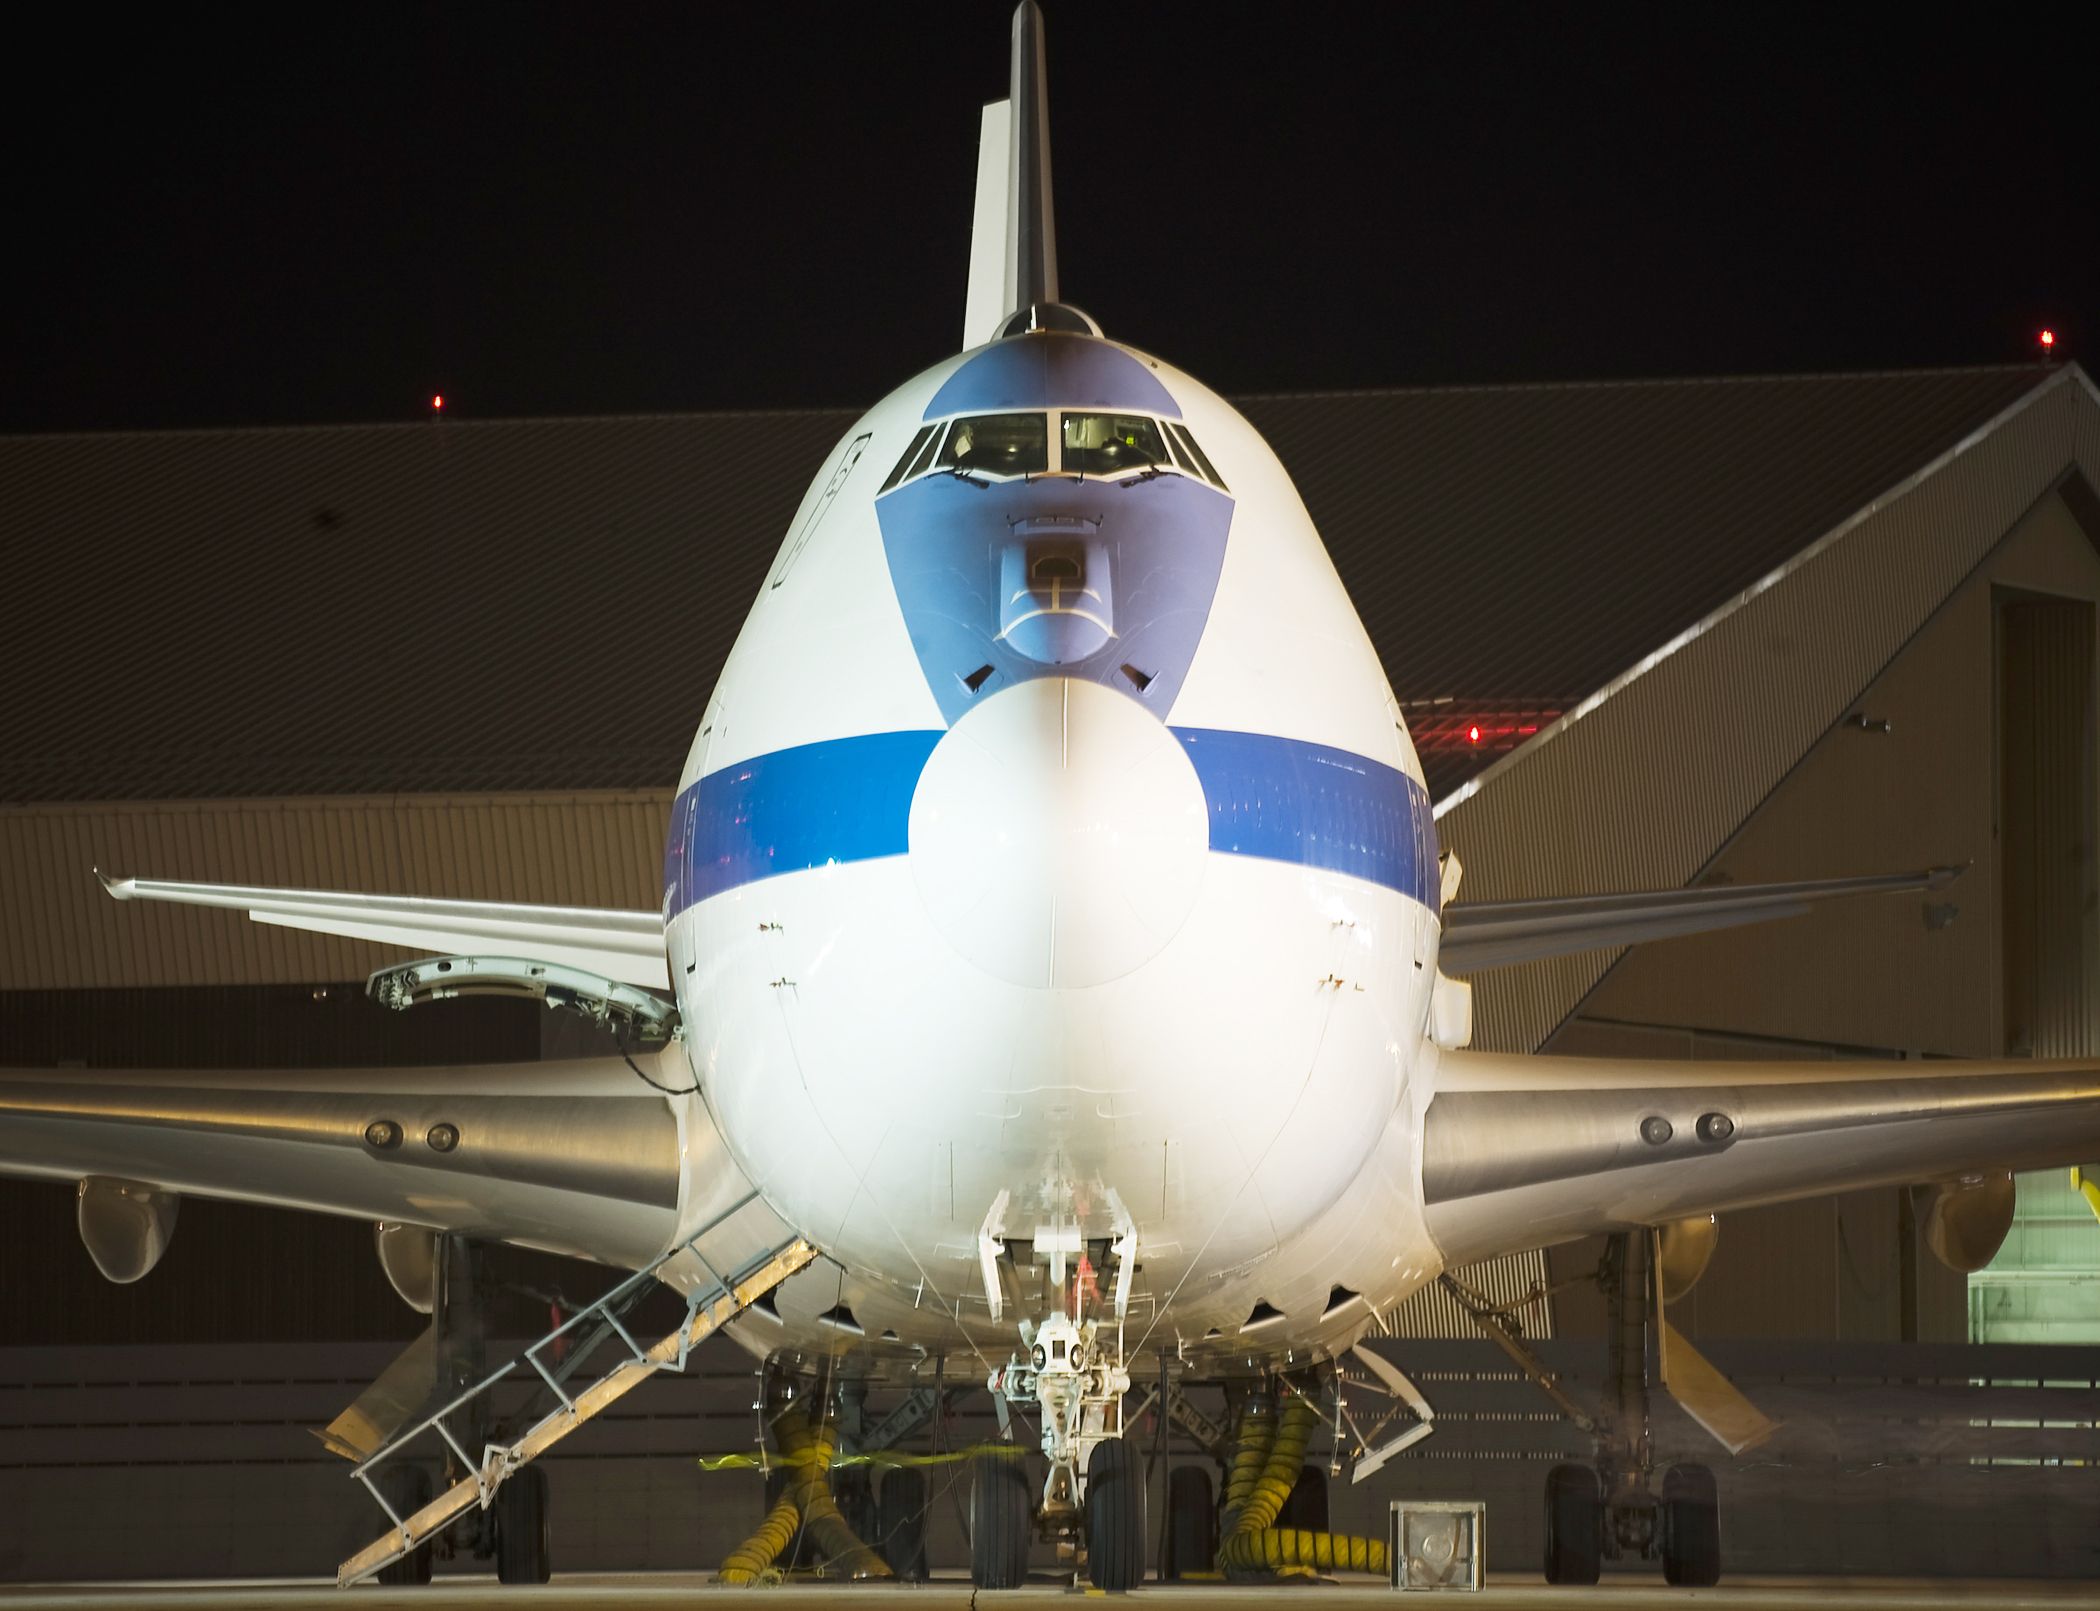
[2039,330,2056,353]
[1468,724,1482,744]
[431,393,445,411]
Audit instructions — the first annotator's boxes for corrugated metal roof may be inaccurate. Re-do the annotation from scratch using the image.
[0,365,2059,804]
[0,793,669,990]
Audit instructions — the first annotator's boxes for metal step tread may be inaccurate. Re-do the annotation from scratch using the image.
[337,1234,815,1586]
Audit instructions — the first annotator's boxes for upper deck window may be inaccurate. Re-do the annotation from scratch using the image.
[1061,413,1170,478]
[937,412,1049,478]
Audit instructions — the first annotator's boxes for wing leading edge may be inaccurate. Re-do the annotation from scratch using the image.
[1421,1048,2100,1265]
[1435,865,1963,975]
[99,873,667,989]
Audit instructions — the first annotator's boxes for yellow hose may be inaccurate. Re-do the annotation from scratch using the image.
[717,1489,799,1585]
[1219,1385,1387,1580]
[784,1406,891,1580]
[1218,1526,1388,1575]
[1226,1392,1317,1543]
[1218,1391,1276,1536]
[717,1396,891,1583]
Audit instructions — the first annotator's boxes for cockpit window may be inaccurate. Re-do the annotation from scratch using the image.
[1061,413,1170,477]
[938,412,1049,477]
[1164,421,1227,491]
[1159,424,1199,477]
[880,425,938,493]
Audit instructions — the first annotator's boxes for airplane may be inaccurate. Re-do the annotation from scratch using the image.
[5,1,2097,1592]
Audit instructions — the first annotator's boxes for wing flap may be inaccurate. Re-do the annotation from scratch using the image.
[100,873,668,989]
[1436,866,1962,975]
[1422,1048,2100,1264]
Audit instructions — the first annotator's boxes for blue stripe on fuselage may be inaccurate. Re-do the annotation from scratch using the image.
[664,730,944,914]
[1169,727,1440,910]
[665,726,1437,919]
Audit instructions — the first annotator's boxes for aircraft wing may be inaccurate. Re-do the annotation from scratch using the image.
[0,1053,694,1272]
[1420,1048,2100,1265]
[99,873,668,989]
[1435,866,1962,975]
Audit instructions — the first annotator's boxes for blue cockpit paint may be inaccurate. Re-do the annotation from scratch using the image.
[876,471,1234,728]
[665,724,1437,918]
[926,333,1178,419]
[1171,728,1440,909]
[664,730,943,915]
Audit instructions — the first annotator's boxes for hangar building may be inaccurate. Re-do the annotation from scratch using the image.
[3,359,2097,1580]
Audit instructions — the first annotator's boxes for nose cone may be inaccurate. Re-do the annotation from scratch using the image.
[907,678,1209,989]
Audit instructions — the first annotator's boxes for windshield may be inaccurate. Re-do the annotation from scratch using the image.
[937,413,1049,477]
[1061,412,1169,477]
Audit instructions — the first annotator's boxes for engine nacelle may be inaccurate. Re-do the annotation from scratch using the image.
[76,1177,179,1284]
[374,1221,440,1313]
[1921,1171,2016,1273]
[1655,1214,1719,1304]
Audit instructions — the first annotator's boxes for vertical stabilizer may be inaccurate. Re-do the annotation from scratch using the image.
[1007,0,1057,313]
[963,3,1079,349]
[963,100,1012,349]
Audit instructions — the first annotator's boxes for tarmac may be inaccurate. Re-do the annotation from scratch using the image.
[1,1577,2096,1609]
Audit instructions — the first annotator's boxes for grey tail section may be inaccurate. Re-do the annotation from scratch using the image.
[1009,1,1057,311]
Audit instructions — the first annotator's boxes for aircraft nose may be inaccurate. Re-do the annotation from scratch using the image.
[907,677,1209,988]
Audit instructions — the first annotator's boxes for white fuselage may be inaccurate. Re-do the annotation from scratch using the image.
[662,332,1447,1369]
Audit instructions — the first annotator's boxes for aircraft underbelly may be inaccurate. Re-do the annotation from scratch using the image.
[673,845,1435,1345]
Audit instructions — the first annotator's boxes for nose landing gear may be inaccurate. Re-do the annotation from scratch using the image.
[982,1210,1143,1589]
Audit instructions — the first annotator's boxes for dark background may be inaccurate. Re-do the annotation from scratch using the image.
[6,2,2092,434]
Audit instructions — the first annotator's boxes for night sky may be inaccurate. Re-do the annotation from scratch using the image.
[8,2,2092,434]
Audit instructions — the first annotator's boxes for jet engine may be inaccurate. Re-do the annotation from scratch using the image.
[1918,1170,2016,1273]
[76,1176,179,1283]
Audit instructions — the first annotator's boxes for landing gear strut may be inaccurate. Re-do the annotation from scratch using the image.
[1442,1231,1725,1586]
[982,1204,1141,1588]
[1546,1232,1722,1586]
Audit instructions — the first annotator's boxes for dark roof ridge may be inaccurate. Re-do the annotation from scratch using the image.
[10,361,2080,447]
[1234,360,2072,407]
[0,399,865,447]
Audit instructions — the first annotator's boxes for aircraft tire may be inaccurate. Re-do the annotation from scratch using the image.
[494,1465,552,1585]
[1161,1464,1214,1580]
[1276,1462,1328,1533]
[876,1465,929,1581]
[374,1463,434,1586]
[968,1452,1031,1588]
[1085,1436,1145,1591]
[1542,1463,1602,1586]
[1661,1463,1721,1587]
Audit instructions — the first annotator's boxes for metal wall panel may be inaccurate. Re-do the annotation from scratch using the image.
[1376,1249,1553,1340]
[0,792,669,990]
[1445,373,2100,1054]
[1999,598,2097,1059]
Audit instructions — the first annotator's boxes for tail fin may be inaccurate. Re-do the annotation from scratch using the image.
[1008,0,1057,313]
[962,2,1067,348]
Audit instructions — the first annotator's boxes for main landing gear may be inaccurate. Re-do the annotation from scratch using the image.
[1446,1230,1726,1586]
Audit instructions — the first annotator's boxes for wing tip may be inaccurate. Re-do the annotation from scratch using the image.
[95,867,136,901]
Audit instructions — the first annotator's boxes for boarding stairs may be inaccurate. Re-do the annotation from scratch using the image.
[338,1193,815,1586]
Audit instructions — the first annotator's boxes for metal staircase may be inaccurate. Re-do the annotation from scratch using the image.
[338,1192,815,1586]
